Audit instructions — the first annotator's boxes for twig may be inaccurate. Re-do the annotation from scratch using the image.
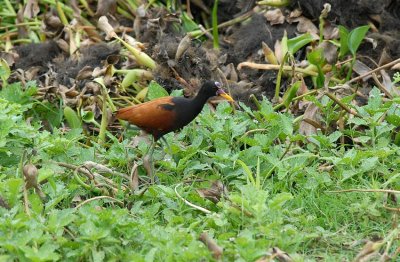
[371,73,393,99]
[52,161,125,192]
[199,232,223,260]
[273,89,318,110]
[326,189,400,194]
[238,62,342,83]
[383,205,400,212]
[74,196,124,209]
[347,58,400,84]
[324,92,361,117]
[20,151,31,216]
[83,161,130,180]
[217,9,255,29]
[302,118,326,132]
[175,183,212,214]
[249,94,261,110]
[241,128,269,137]
[238,62,317,76]
[279,141,293,161]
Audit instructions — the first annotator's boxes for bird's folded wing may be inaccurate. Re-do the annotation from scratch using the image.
[116,96,176,132]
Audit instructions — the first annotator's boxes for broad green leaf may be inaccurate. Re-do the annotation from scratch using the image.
[307,48,324,66]
[28,193,43,214]
[120,69,151,89]
[394,132,400,145]
[287,33,313,55]
[365,87,382,113]
[146,81,169,100]
[307,49,325,88]
[328,131,342,143]
[360,157,379,172]
[268,192,293,210]
[0,81,37,104]
[338,25,349,58]
[63,106,82,129]
[82,111,95,123]
[3,178,23,206]
[282,81,301,108]
[171,89,184,97]
[181,12,200,33]
[281,31,288,60]
[348,25,370,55]
[386,104,400,126]
[236,159,256,186]
[0,58,11,82]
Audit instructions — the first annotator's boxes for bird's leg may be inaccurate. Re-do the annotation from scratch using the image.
[143,138,157,183]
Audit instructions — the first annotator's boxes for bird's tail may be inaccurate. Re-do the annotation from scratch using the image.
[115,106,136,121]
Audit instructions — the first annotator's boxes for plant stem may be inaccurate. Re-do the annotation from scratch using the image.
[324,91,360,117]
[212,0,219,49]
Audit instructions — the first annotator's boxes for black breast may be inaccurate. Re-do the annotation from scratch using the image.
[170,96,205,132]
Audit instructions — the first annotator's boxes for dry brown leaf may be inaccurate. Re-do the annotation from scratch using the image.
[175,34,192,60]
[199,232,223,260]
[95,0,117,17]
[256,247,293,262]
[318,163,334,172]
[291,16,318,35]
[296,77,309,96]
[265,9,285,25]
[271,247,293,262]
[136,4,146,17]
[130,163,139,191]
[323,24,339,40]
[16,8,29,38]
[92,67,106,78]
[381,70,398,96]
[223,63,238,82]
[318,41,337,64]
[196,180,228,204]
[288,9,302,19]
[98,16,117,40]
[0,52,17,66]
[23,0,40,19]
[274,40,283,64]
[262,42,278,65]
[299,102,321,136]
[76,66,94,80]
[25,67,41,81]
[354,240,383,262]
[55,39,69,53]
[58,84,79,106]
[390,63,400,70]
[378,49,392,66]
[353,60,373,82]
[23,164,38,189]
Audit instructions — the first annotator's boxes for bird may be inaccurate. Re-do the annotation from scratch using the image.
[116,81,234,180]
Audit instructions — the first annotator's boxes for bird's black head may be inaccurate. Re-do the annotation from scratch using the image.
[198,81,234,101]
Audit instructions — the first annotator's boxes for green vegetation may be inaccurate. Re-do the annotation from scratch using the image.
[1,73,400,260]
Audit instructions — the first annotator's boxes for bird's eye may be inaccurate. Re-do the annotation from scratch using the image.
[215,81,222,88]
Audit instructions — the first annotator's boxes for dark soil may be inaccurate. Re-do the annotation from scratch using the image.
[6,0,400,107]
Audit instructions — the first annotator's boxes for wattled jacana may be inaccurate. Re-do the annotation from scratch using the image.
[116,81,234,179]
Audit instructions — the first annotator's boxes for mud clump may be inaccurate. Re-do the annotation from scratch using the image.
[14,41,61,72]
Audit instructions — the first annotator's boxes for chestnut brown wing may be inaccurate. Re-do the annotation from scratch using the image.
[116,96,177,134]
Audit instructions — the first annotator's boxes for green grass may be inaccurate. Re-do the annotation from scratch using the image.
[0,79,399,261]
